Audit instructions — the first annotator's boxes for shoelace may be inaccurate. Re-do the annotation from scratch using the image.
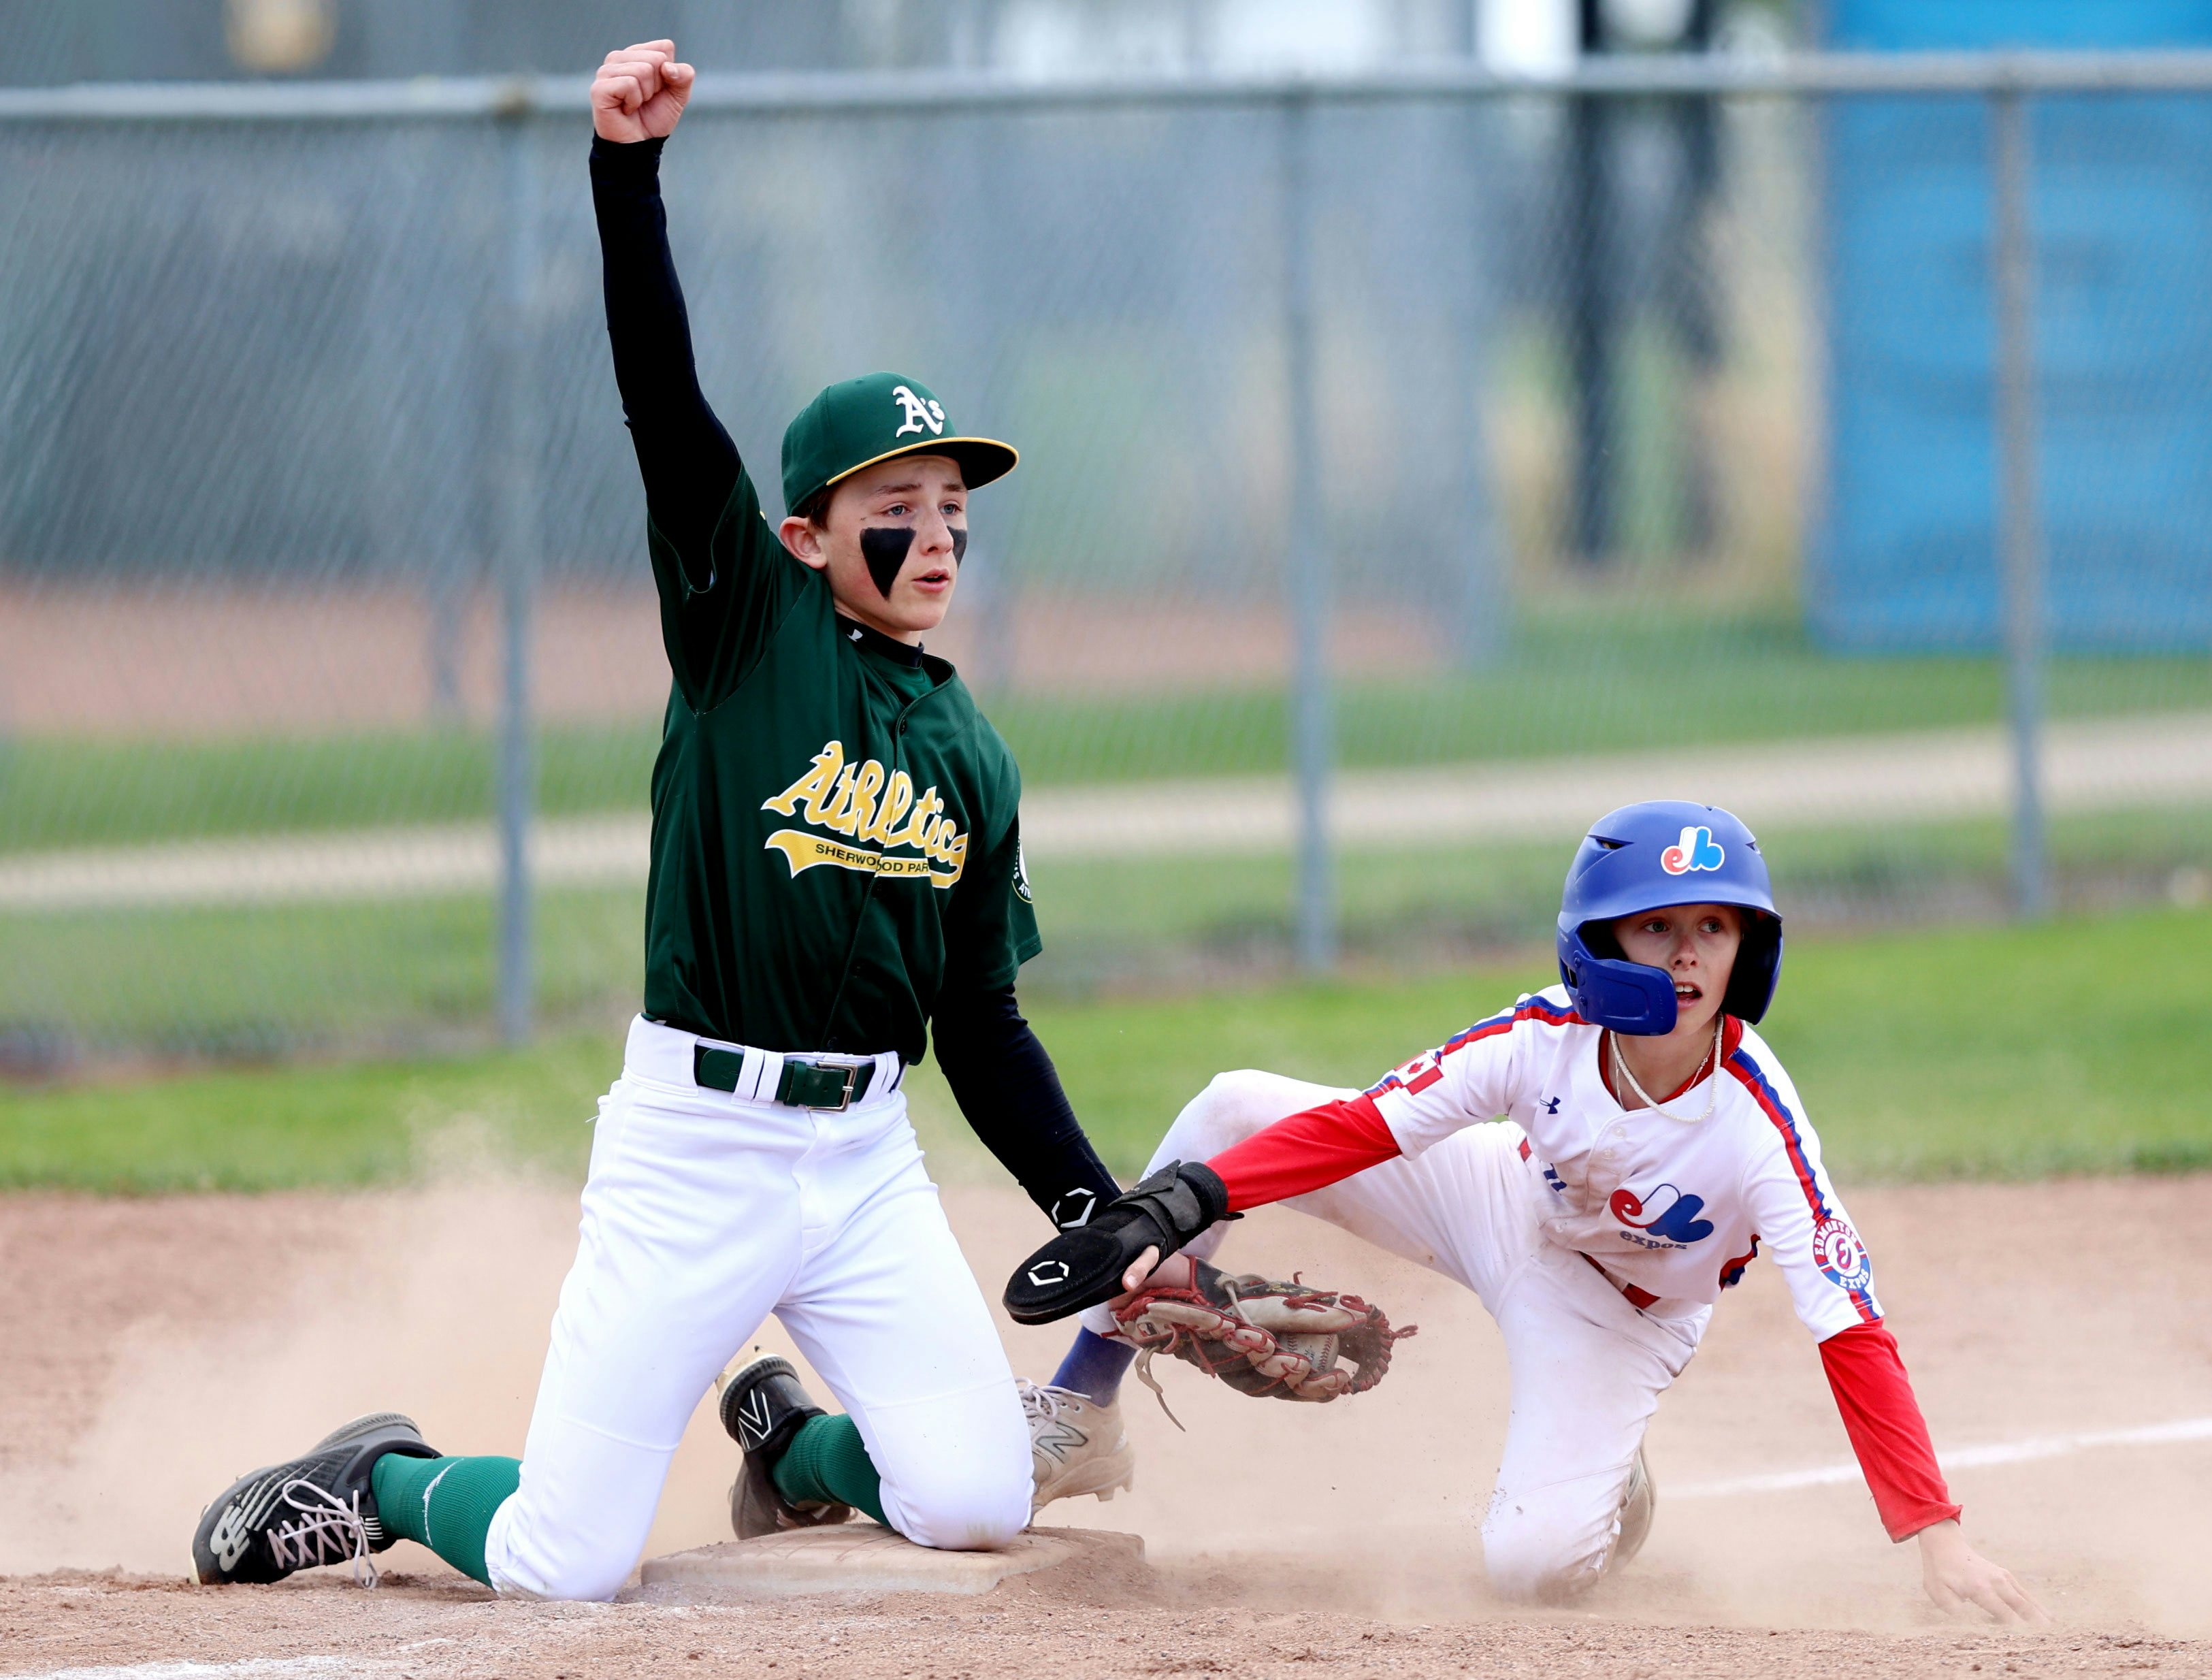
[266,1479,380,1588]
[1608,1016,1725,1125]
[1016,1379,1079,1425]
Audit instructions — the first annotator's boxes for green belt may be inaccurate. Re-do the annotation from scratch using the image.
[692,1044,878,1110]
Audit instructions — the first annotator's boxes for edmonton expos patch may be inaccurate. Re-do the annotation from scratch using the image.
[1810,1216,1872,1292]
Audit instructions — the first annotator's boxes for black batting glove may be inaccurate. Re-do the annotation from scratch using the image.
[1002,1160,1237,1325]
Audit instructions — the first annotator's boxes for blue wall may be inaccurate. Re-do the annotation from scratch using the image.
[1816,0,2212,651]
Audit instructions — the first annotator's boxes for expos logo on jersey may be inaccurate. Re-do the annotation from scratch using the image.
[1608,1183,1715,1247]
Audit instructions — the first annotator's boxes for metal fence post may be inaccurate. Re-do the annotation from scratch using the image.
[1990,82,2048,920]
[495,98,540,1042]
[1282,91,1335,973]
[1454,94,1505,668]
[1566,88,1615,567]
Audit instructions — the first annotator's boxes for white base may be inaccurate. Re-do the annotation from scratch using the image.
[636,1524,1145,1601]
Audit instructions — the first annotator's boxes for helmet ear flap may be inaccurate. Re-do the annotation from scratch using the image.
[1557,923,1679,1035]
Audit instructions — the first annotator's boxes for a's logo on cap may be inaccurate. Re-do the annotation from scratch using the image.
[1660,824,1725,875]
[891,384,946,438]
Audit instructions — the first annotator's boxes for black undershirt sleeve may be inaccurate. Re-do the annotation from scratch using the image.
[589,133,739,587]
[932,984,1122,1231]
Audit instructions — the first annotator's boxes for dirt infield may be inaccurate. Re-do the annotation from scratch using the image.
[3,1172,2210,1678]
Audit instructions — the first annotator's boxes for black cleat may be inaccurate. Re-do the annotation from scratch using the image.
[717,1355,852,1540]
[189,1412,440,1586]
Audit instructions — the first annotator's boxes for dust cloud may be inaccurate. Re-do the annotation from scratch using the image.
[2,1161,2208,1648]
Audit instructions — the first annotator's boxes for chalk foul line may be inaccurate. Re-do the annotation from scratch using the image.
[14,1660,368,1680]
[1673,1415,2212,1500]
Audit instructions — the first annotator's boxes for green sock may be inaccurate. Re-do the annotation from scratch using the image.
[770,1413,887,1528]
[370,1452,522,1585]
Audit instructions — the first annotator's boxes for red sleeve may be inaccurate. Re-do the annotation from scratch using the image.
[1819,1320,1962,1541]
[1206,1093,1402,1212]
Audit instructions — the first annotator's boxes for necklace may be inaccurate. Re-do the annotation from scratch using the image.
[1609,1016,1725,1124]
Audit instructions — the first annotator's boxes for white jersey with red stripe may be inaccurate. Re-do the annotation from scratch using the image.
[1366,986,1881,1340]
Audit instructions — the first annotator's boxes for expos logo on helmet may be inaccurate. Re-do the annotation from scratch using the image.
[1553,801,1785,1035]
[1660,824,1725,875]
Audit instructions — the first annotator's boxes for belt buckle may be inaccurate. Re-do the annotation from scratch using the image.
[788,1055,864,1111]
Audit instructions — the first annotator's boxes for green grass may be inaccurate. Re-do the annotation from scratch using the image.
[5,807,2206,1054]
[5,608,2208,853]
[0,890,643,1056]
[0,1037,615,1193]
[1032,805,2212,978]
[5,904,2207,1193]
[1022,904,2212,1182]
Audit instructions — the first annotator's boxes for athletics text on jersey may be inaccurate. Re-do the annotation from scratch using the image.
[760,740,972,886]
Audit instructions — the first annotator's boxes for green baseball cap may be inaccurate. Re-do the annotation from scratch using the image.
[779,372,1018,517]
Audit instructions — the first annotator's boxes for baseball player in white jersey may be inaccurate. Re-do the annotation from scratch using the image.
[1011,801,2047,1621]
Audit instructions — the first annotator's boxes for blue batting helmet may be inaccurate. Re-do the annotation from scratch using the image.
[1555,801,1783,1035]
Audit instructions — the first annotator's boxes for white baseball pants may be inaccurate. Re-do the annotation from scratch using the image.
[1088,1069,1708,1602]
[484,1017,1032,1601]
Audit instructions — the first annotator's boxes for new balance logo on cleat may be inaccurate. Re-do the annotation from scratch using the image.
[206,1504,251,1573]
[1031,1417,1086,1464]
[1020,1382,1134,1512]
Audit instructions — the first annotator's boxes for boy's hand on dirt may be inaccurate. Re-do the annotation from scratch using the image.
[1918,1521,2050,1624]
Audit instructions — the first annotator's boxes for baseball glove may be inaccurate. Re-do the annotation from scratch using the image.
[1108,1260,1416,1421]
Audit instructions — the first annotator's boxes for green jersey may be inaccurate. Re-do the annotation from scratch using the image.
[639,462,1039,1066]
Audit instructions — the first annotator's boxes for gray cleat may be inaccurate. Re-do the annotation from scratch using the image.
[1021,1380,1134,1513]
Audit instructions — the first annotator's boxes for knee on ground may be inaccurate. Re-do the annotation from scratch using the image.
[884,1459,1031,1551]
[1481,1503,1614,1604]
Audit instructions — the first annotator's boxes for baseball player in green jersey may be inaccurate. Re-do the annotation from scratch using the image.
[188,39,1135,1600]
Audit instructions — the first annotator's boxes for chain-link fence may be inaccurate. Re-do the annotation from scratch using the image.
[3,55,2210,1069]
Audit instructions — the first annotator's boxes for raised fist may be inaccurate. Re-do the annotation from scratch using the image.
[592,39,694,144]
